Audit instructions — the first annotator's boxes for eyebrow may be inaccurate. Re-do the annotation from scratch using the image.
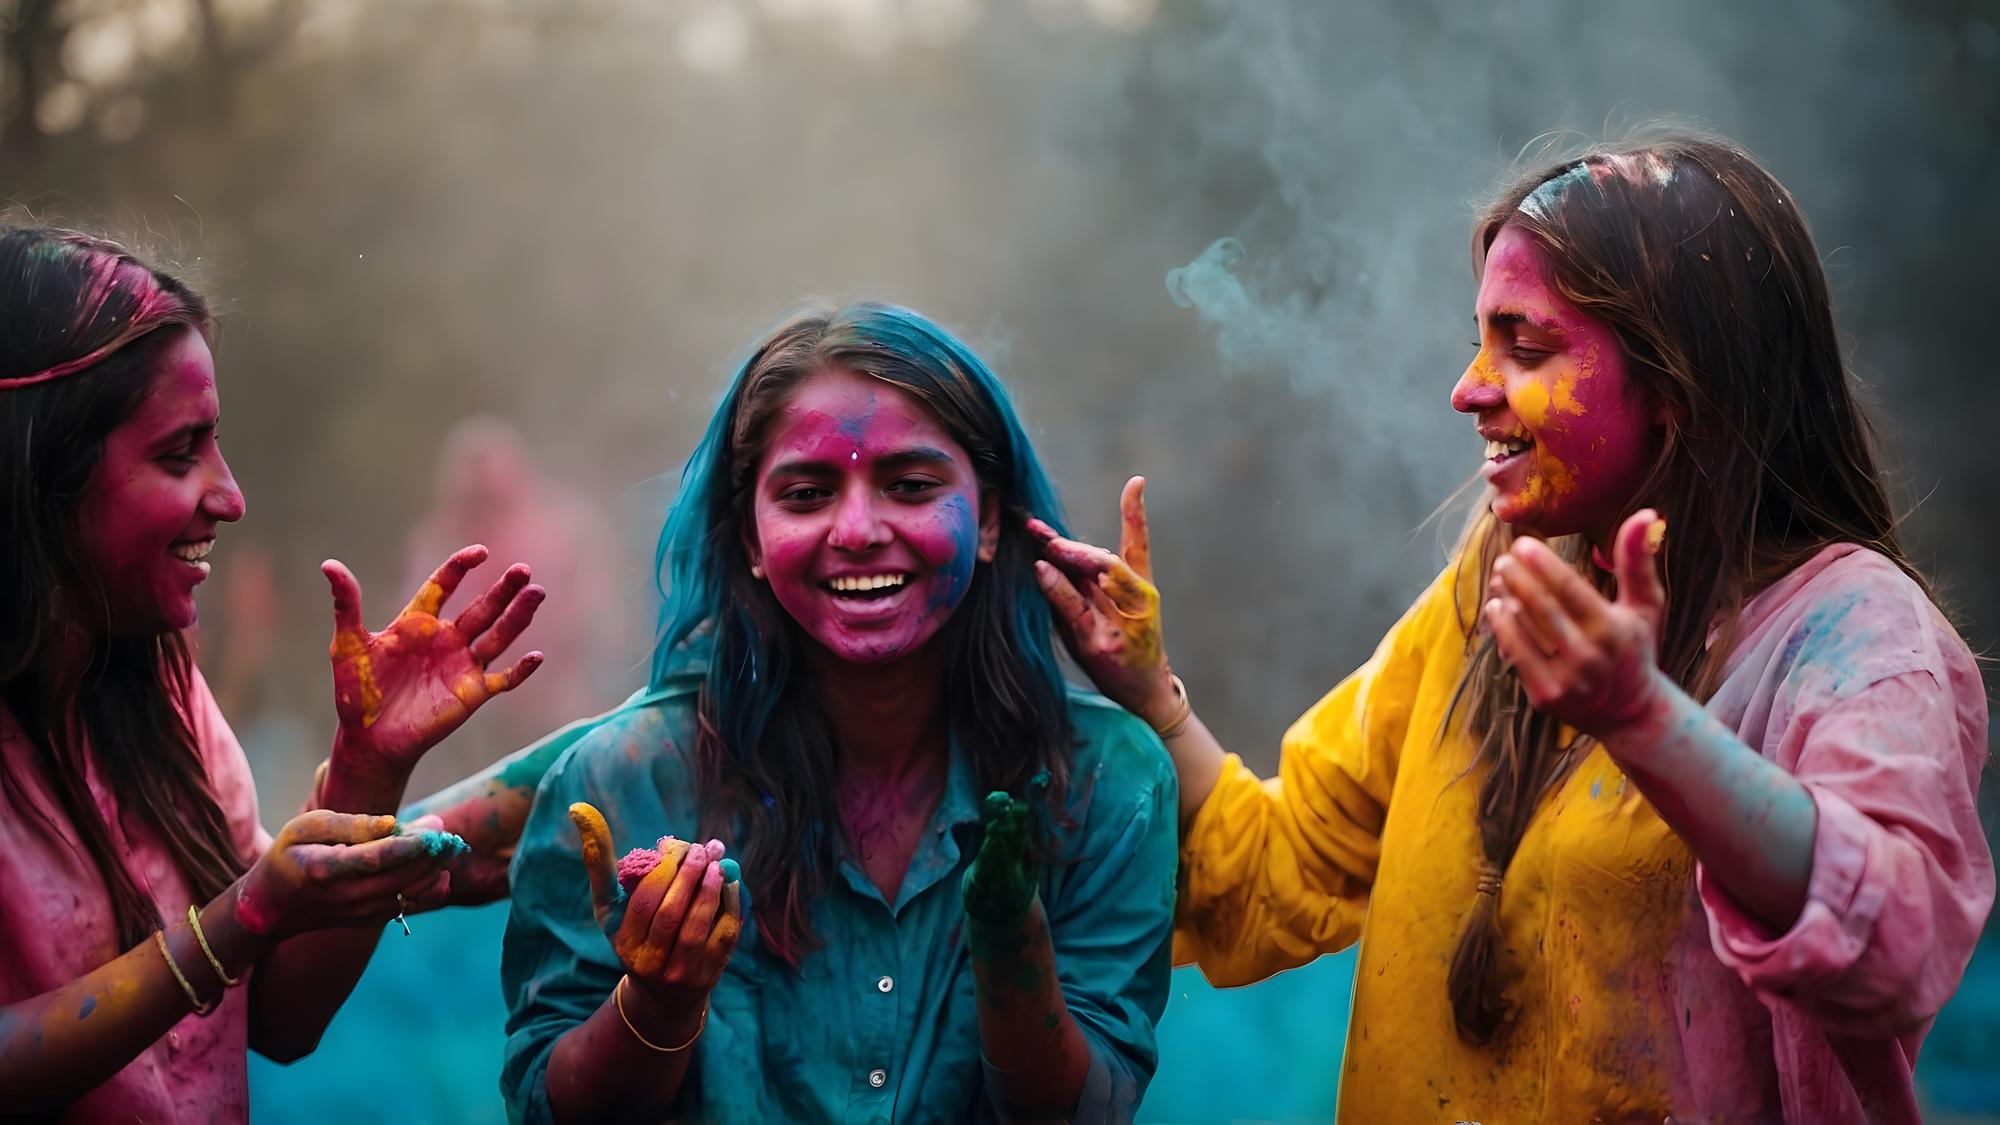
[1479,311,1567,336]
[148,419,216,450]
[766,446,958,478]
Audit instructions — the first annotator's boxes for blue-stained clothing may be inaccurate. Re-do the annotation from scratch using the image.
[500,679,1177,1124]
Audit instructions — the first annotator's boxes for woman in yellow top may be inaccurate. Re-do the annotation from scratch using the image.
[1030,132,1991,1123]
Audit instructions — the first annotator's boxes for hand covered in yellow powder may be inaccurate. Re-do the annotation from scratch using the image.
[1029,476,1179,729]
[323,544,545,782]
[569,803,744,1023]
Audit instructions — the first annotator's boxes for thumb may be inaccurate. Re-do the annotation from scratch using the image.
[1119,475,1154,582]
[568,802,620,929]
[282,808,399,847]
[1613,509,1667,622]
[322,560,366,639]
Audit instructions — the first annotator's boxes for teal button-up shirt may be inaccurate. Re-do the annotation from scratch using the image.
[501,681,1177,1124]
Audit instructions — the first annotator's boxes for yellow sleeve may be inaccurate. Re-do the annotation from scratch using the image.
[1173,565,1463,986]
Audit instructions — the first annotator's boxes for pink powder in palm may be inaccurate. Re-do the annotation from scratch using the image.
[617,847,663,894]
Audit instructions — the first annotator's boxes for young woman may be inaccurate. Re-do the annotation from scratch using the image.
[502,303,1177,1123]
[0,226,547,1120]
[1034,134,1992,1122]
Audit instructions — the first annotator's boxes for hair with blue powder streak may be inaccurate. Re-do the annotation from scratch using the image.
[647,300,1076,966]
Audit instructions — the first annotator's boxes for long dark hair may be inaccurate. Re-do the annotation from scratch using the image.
[1441,134,1919,1044]
[0,226,248,951]
[651,302,1075,966]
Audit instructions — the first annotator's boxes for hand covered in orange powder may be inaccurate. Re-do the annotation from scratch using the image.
[1484,509,1672,741]
[323,544,545,783]
[568,803,744,1020]
[1029,476,1179,729]
[234,810,465,939]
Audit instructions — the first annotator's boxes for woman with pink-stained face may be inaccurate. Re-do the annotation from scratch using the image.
[1036,134,1990,1122]
[502,303,1176,1124]
[0,226,550,1121]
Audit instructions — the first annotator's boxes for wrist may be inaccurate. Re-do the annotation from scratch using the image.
[1134,672,1189,735]
[229,873,287,943]
[619,975,707,1044]
[319,732,412,812]
[200,887,273,970]
[1595,669,1682,758]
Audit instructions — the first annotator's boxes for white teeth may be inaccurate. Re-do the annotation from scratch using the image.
[1484,438,1532,458]
[829,574,908,592]
[172,540,213,562]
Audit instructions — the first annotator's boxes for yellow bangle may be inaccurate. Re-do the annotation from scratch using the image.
[153,930,216,1016]
[1153,674,1194,739]
[186,905,242,987]
[613,977,705,1052]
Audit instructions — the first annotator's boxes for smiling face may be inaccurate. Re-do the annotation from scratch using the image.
[745,367,998,666]
[1450,222,1661,542]
[71,328,246,634]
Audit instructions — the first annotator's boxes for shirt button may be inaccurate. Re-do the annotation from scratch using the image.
[867,1068,887,1088]
[876,975,894,993]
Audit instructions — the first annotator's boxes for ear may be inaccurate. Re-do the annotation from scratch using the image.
[976,487,1002,563]
[740,525,766,580]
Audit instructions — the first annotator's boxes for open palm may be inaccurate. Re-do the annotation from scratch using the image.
[324,544,545,774]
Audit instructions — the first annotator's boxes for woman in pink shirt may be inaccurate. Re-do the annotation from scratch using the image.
[1035,132,1992,1120]
[0,226,547,1120]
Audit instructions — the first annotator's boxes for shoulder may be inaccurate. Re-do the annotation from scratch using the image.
[1060,685,1177,823]
[538,681,703,809]
[1759,544,1976,701]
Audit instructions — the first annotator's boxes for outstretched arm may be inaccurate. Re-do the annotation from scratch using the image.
[250,546,544,1060]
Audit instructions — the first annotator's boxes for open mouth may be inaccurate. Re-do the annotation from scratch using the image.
[171,538,214,577]
[821,573,909,601]
[1484,436,1533,463]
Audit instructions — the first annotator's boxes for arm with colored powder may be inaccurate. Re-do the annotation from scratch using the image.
[246,546,546,1061]
[963,793,1093,1115]
[965,747,1179,1123]
[1035,476,1429,987]
[1029,478,1226,822]
[532,804,744,1122]
[0,811,453,1109]
[1486,513,1817,930]
[1492,512,1992,1033]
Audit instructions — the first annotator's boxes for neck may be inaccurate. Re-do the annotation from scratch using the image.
[810,645,947,780]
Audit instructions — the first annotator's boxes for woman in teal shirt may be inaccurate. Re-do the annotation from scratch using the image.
[500,303,1177,1123]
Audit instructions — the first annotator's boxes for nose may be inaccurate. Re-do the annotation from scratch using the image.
[1451,348,1505,414]
[203,453,247,523]
[826,488,887,552]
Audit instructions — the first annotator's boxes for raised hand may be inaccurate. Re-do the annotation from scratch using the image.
[233,810,466,939]
[568,803,743,1018]
[1484,509,1670,740]
[323,544,545,781]
[1029,476,1178,727]
[962,791,1037,927]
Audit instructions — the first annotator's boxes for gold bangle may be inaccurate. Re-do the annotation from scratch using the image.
[153,930,216,1016]
[186,905,242,987]
[1153,674,1194,739]
[613,977,705,1052]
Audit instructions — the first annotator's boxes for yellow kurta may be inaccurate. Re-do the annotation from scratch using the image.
[1176,564,1701,1123]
